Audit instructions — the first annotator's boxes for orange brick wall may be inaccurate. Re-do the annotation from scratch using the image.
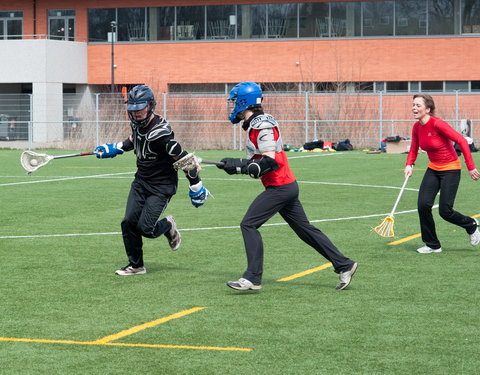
[88,37,480,92]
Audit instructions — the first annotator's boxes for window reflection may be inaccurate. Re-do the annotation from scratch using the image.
[88,9,115,42]
[363,1,393,36]
[396,0,426,36]
[148,7,174,41]
[331,2,360,37]
[462,0,480,34]
[176,6,204,40]
[299,2,328,38]
[118,8,146,41]
[267,3,297,38]
[207,5,236,39]
[428,0,454,35]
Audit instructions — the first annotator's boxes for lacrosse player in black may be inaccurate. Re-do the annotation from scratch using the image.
[217,82,357,291]
[95,85,210,275]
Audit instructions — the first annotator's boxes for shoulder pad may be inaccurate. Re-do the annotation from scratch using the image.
[249,114,278,130]
[147,121,172,141]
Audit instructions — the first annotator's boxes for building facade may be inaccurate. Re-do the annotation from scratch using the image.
[0,0,479,147]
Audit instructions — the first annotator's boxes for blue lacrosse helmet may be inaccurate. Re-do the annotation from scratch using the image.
[227,82,263,124]
[127,85,156,127]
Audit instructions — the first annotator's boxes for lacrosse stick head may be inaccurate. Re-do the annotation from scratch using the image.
[373,216,395,238]
[172,153,202,172]
[20,150,53,173]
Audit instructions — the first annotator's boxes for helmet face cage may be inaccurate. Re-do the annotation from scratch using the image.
[228,82,263,124]
[127,85,156,127]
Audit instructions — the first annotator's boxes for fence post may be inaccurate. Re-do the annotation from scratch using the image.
[379,91,383,144]
[305,91,309,142]
[28,93,33,149]
[95,93,100,145]
[28,121,33,149]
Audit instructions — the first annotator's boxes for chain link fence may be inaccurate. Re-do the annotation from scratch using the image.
[1,91,479,150]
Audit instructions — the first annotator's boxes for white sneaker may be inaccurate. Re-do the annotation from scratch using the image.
[336,262,358,290]
[469,219,480,246]
[416,245,442,254]
[227,278,262,291]
[166,215,181,250]
[115,265,146,275]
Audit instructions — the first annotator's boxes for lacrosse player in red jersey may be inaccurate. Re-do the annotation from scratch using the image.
[94,85,210,275]
[217,82,357,291]
[405,94,480,254]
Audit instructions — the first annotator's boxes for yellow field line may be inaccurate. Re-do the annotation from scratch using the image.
[277,262,332,282]
[0,306,253,352]
[388,233,421,245]
[0,337,251,352]
[93,307,206,344]
[388,214,479,246]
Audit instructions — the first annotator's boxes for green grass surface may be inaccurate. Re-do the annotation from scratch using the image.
[1,148,479,374]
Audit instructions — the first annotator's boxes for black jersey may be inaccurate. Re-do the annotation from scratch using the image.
[131,114,178,185]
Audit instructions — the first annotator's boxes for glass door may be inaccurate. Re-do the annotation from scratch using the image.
[48,10,75,40]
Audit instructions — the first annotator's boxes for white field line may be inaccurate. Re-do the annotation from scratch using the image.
[0,172,134,187]
[0,207,441,240]
[1,157,425,240]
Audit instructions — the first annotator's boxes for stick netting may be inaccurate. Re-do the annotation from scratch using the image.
[20,151,53,173]
[373,216,395,238]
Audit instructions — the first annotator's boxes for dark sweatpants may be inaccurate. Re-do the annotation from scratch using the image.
[418,168,476,249]
[240,181,355,285]
[121,177,176,267]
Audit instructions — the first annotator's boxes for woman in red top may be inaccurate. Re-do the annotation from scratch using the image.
[404,94,480,253]
[217,82,357,291]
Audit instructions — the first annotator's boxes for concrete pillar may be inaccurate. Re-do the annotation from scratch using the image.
[32,82,63,144]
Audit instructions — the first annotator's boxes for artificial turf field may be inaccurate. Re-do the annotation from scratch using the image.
[1,148,479,375]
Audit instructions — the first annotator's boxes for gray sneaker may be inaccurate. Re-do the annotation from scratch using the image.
[416,245,442,254]
[166,215,181,250]
[227,278,262,291]
[115,265,146,276]
[470,218,480,246]
[336,262,358,290]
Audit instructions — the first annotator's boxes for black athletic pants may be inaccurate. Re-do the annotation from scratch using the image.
[418,168,476,249]
[121,177,176,267]
[240,181,355,285]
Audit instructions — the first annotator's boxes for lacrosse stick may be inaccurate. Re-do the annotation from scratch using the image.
[173,152,225,172]
[374,175,411,238]
[20,150,95,173]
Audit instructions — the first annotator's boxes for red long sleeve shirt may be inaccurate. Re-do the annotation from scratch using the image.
[406,116,476,171]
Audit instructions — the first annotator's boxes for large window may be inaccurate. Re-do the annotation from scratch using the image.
[87,1,480,43]
[428,0,455,35]
[268,3,297,38]
[118,8,146,42]
[148,7,174,41]
[395,1,427,36]
[299,2,329,38]
[176,6,205,40]
[462,0,480,34]
[48,9,75,41]
[88,9,115,42]
[0,11,23,39]
[207,5,236,40]
[331,2,361,37]
[363,1,393,36]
